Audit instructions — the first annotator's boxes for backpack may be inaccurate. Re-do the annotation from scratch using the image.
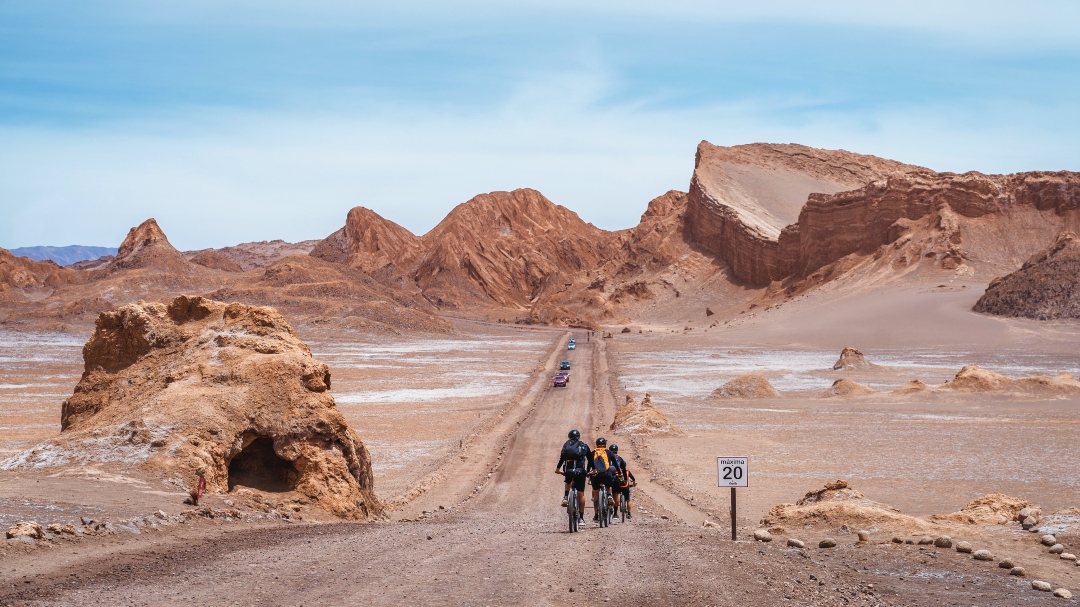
[593,447,610,474]
[561,440,588,472]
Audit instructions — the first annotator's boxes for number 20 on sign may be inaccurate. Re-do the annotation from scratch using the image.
[717,457,748,487]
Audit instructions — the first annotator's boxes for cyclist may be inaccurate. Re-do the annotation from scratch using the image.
[556,429,592,525]
[589,437,619,522]
[608,444,636,520]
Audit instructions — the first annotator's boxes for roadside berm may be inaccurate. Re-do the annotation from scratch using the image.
[1,295,382,519]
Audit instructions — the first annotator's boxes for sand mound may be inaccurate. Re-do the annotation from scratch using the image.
[761,480,932,531]
[935,494,1039,525]
[819,378,874,398]
[974,232,1080,319]
[943,365,1080,397]
[1,296,381,519]
[610,394,684,437]
[832,347,875,371]
[710,373,781,399]
[891,379,928,394]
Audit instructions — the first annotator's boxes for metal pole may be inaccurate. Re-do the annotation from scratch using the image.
[730,487,737,541]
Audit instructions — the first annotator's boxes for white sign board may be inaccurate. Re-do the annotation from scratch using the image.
[717,457,748,488]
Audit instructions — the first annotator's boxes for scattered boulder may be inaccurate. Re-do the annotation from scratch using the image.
[1061,553,1077,561]
[1050,544,1065,554]
[999,558,1015,569]
[1054,588,1073,600]
[1042,534,1058,546]
[787,538,805,548]
[956,541,974,554]
[832,347,876,371]
[973,550,994,561]
[710,373,781,399]
[610,394,684,437]
[753,529,773,542]
[934,536,953,548]
[1011,567,1026,577]
[620,327,631,333]
[705,307,714,316]
[1019,507,1042,523]
[1023,517,1040,530]
[46,523,76,535]
[819,538,837,548]
[6,522,44,540]
[918,536,934,545]
[1032,580,1052,592]
[819,378,874,398]
[891,536,903,544]
[0,296,382,519]
[857,530,869,542]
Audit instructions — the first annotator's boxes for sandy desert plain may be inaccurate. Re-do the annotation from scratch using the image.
[3,142,1080,606]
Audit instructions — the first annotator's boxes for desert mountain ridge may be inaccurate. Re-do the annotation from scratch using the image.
[3,140,1080,332]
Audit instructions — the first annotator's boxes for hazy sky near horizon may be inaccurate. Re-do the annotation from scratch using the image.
[2,1,1079,250]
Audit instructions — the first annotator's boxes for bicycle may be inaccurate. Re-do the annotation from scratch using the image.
[619,492,628,523]
[567,486,579,533]
[597,484,611,527]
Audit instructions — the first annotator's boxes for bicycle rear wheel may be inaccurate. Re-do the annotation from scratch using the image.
[599,487,608,527]
[620,497,627,523]
[568,488,578,533]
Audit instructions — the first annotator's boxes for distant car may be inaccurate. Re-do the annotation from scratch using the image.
[567,343,576,350]
[554,374,569,387]
[559,361,571,370]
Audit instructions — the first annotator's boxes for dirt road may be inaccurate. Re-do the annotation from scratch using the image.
[0,333,1061,606]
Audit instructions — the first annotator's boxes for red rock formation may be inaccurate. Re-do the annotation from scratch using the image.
[413,189,607,309]
[189,250,243,272]
[186,239,321,271]
[106,218,198,274]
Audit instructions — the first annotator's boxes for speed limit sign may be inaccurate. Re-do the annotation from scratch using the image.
[717,457,748,488]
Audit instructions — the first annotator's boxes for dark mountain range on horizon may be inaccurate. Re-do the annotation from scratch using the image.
[8,245,118,267]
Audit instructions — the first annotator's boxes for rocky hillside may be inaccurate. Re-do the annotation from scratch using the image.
[973,232,1080,319]
[0,248,80,303]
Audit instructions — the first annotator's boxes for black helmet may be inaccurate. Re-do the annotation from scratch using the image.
[568,429,580,440]
[595,437,607,447]
[609,444,618,453]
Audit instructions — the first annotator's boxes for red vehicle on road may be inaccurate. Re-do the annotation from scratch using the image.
[553,372,570,387]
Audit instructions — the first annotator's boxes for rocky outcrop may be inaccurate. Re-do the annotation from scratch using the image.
[974,232,1080,319]
[761,480,932,531]
[709,373,781,399]
[832,347,875,371]
[610,394,684,437]
[311,207,421,278]
[935,494,1037,525]
[3,296,382,519]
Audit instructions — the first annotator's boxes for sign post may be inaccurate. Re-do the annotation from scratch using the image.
[717,456,748,541]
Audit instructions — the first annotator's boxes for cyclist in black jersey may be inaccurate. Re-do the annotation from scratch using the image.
[555,429,593,525]
[608,444,636,520]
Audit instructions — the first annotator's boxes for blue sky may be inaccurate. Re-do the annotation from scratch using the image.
[2,1,1079,250]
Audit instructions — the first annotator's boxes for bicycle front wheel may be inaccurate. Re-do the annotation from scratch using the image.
[568,489,578,533]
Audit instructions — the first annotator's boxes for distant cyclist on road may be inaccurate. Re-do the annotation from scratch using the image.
[608,444,636,520]
[556,429,592,525]
[590,437,619,523]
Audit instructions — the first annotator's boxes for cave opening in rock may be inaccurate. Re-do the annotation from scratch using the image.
[227,437,297,492]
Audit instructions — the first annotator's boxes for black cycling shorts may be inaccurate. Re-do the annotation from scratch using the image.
[590,473,619,490]
[619,486,631,500]
[563,469,586,492]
